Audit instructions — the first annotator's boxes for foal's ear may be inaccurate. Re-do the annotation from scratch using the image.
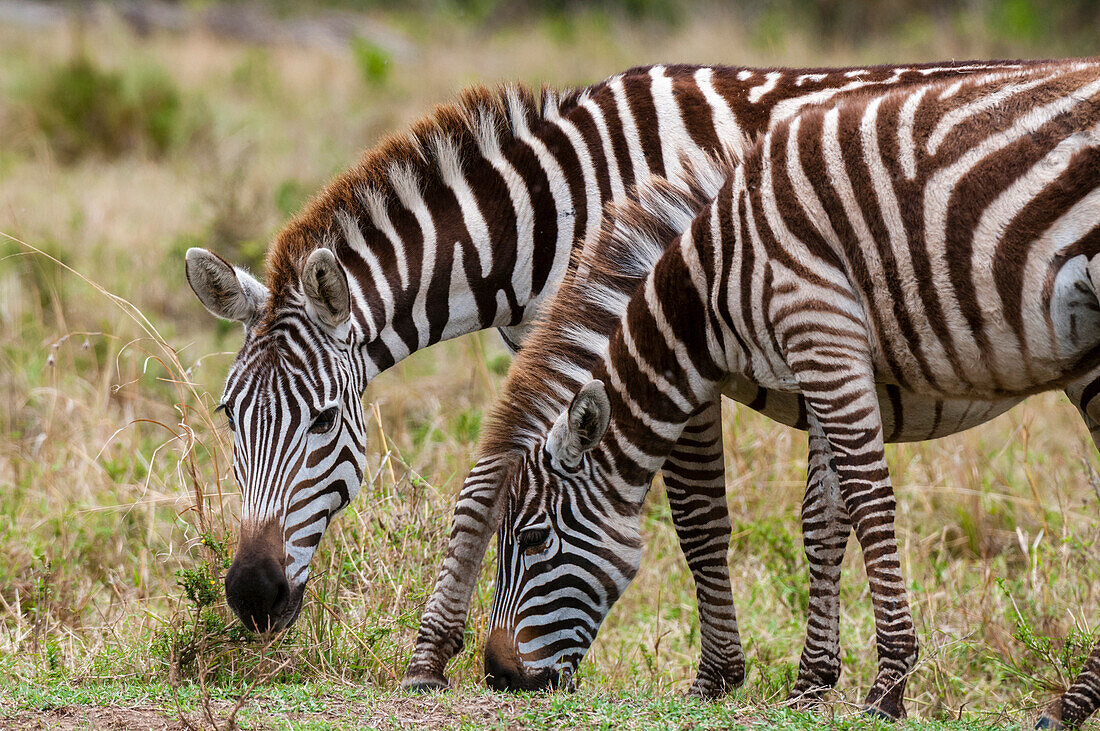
[185,248,268,326]
[301,248,351,332]
[546,380,611,468]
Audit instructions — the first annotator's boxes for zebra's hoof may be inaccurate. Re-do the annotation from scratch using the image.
[686,682,729,700]
[862,705,900,722]
[400,674,450,693]
[687,672,742,700]
[1036,716,1062,730]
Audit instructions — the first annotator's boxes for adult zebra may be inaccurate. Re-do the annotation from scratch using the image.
[184,60,1035,695]
[462,61,1100,727]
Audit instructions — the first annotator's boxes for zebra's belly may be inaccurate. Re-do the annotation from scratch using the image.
[859,254,1100,400]
[721,375,1025,443]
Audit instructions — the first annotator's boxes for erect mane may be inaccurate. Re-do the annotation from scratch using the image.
[263,83,584,314]
[479,153,736,457]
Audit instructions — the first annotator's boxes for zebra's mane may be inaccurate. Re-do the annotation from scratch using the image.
[263,83,584,314]
[480,153,735,457]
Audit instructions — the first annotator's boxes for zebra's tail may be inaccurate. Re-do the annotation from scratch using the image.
[1088,255,1100,296]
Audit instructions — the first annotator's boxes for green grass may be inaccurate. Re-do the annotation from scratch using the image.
[3,3,1100,730]
[0,679,1041,730]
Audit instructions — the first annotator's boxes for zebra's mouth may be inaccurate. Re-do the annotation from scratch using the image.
[486,664,560,692]
[227,580,306,635]
[270,583,306,632]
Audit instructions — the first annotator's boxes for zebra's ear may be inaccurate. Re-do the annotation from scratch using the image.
[185,248,268,326]
[302,248,351,333]
[546,380,611,468]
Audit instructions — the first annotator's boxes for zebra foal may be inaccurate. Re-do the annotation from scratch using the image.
[465,61,1100,726]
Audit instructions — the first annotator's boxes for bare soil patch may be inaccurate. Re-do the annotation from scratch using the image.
[0,695,541,731]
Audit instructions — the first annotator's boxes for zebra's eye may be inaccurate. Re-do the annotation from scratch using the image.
[517,526,551,554]
[309,407,339,435]
[216,404,234,432]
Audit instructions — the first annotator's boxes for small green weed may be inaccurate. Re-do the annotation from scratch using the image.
[996,577,1096,693]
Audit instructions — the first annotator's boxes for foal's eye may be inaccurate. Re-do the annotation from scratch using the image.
[309,407,338,434]
[518,527,551,553]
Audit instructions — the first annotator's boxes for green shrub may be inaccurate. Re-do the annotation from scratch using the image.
[350,36,391,86]
[28,55,199,163]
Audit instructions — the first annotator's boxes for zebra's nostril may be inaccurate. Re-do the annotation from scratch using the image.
[224,551,290,633]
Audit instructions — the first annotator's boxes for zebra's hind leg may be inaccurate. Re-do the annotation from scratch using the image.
[786,342,916,721]
[788,421,849,706]
[1035,382,1100,729]
[1036,640,1100,729]
[662,401,745,698]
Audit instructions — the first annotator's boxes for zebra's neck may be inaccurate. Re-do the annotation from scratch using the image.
[481,160,735,507]
[587,232,727,500]
[351,88,590,378]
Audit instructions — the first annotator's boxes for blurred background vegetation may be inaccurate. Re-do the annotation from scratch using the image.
[2,1,1100,727]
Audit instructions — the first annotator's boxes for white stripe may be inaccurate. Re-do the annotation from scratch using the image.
[927,71,1063,156]
[609,75,651,187]
[358,185,409,289]
[649,65,697,179]
[582,96,625,200]
[747,71,781,104]
[694,67,749,159]
[552,113,603,276]
[897,86,928,181]
[433,134,493,279]
[388,163,437,349]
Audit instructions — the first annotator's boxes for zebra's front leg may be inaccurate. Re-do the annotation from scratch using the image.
[662,401,744,698]
[788,421,850,705]
[788,345,916,720]
[402,456,509,691]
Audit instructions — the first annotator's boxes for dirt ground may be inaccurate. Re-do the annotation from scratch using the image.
[0,695,542,731]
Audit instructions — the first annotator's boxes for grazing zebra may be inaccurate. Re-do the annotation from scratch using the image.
[182,59,1035,692]
[466,61,1100,727]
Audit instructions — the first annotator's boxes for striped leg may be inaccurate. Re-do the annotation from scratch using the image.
[662,402,744,697]
[1036,380,1100,729]
[788,347,916,720]
[789,423,849,703]
[402,457,508,691]
[1040,643,1100,730]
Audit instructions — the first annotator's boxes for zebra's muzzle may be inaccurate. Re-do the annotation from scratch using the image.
[224,526,304,633]
[483,628,562,692]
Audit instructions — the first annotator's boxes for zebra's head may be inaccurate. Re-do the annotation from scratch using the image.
[186,247,367,633]
[483,380,643,691]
